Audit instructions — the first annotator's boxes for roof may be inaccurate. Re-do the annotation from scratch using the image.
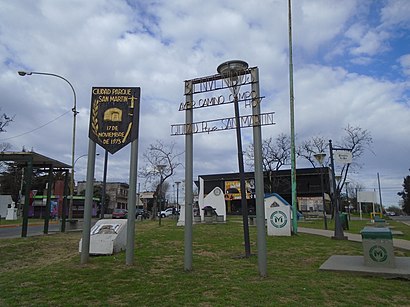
[0,151,71,170]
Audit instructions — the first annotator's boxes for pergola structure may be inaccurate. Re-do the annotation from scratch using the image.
[0,151,71,237]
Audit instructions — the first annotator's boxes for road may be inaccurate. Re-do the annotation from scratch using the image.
[390,215,410,226]
[0,222,67,239]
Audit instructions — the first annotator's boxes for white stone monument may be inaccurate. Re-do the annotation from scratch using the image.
[79,219,127,255]
[265,193,291,236]
[5,202,18,221]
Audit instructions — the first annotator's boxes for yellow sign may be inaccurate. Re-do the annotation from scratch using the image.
[224,180,253,200]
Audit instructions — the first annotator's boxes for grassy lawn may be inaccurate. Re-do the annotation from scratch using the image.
[299,215,410,240]
[0,217,409,306]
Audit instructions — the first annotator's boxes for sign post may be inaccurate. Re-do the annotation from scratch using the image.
[81,87,140,265]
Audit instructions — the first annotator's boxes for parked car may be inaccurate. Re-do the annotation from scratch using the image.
[136,208,149,219]
[112,208,128,219]
[158,207,177,218]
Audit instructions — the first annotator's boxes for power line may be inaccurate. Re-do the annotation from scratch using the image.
[0,110,70,141]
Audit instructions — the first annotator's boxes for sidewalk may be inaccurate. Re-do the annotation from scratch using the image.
[298,227,410,251]
[0,220,59,228]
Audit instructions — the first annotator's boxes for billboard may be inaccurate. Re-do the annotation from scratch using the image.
[224,180,254,200]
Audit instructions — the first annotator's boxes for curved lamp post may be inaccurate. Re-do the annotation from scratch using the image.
[314,152,328,230]
[217,60,251,258]
[175,181,181,212]
[18,71,78,219]
[157,164,166,226]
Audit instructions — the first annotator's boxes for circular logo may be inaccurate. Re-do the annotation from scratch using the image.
[213,188,221,196]
[369,245,388,262]
[270,210,287,228]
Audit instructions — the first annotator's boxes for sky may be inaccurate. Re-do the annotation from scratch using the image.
[0,0,409,207]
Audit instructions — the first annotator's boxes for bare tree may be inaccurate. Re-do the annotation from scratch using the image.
[297,125,372,195]
[0,111,14,170]
[246,133,290,193]
[139,140,183,219]
[246,133,290,172]
[297,136,328,167]
[0,112,13,133]
[334,124,373,195]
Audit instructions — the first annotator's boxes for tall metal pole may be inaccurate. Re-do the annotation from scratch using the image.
[217,60,251,258]
[233,93,251,257]
[61,170,69,232]
[43,166,53,234]
[320,167,328,230]
[288,0,298,234]
[377,173,384,215]
[314,153,328,230]
[175,181,181,211]
[158,171,163,227]
[80,139,96,264]
[100,150,108,218]
[17,71,77,220]
[329,140,346,240]
[184,80,193,271]
[345,181,350,221]
[126,138,139,265]
[21,158,33,237]
[251,67,267,276]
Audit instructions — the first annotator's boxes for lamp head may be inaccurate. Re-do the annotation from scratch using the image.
[217,60,249,96]
[313,152,326,165]
[18,71,32,76]
[217,60,248,77]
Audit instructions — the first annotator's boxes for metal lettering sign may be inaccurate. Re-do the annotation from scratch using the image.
[89,87,140,154]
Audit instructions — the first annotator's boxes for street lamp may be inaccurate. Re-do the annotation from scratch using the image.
[18,70,78,220]
[329,140,346,240]
[175,181,181,212]
[345,181,350,221]
[157,164,166,226]
[217,60,251,258]
[314,153,328,230]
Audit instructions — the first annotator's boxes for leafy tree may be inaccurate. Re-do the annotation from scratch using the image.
[398,173,410,215]
[139,140,183,219]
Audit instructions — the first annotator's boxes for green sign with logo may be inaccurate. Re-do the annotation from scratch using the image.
[270,210,288,228]
[369,245,388,262]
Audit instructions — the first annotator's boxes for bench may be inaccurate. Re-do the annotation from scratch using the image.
[60,219,79,231]
[374,216,388,227]
[303,213,322,221]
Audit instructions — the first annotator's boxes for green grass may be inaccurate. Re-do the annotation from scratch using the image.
[0,217,410,306]
[299,216,410,240]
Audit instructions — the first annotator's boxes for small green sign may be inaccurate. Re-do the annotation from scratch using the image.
[270,210,287,228]
[369,245,388,262]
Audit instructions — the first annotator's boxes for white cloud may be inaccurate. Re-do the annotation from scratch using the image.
[0,0,409,206]
[399,54,410,75]
[380,0,410,28]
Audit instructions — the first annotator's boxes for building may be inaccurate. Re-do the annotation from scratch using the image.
[77,181,129,213]
[197,167,331,214]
